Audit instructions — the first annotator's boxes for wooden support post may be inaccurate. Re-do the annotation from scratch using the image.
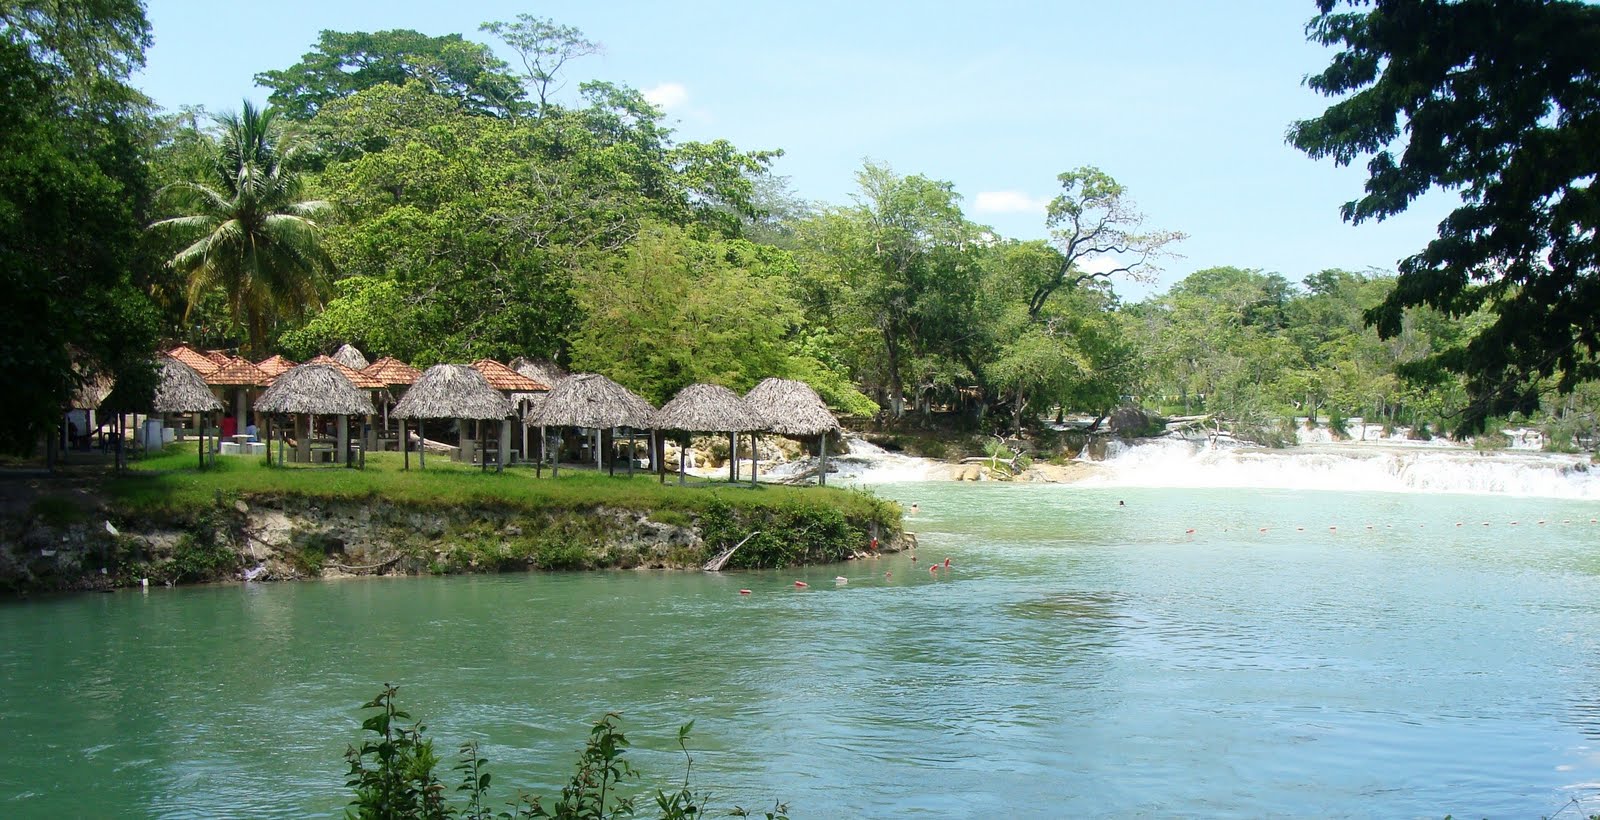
[336,414,349,466]
[198,412,206,470]
[497,419,508,473]
[402,417,409,471]
[729,432,737,483]
[607,428,615,477]
[678,433,687,486]
[628,429,635,477]
[419,419,426,469]
[751,432,759,486]
[551,426,558,478]
[819,431,828,486]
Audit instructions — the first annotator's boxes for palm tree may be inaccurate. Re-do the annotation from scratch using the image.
[150,101,333,355]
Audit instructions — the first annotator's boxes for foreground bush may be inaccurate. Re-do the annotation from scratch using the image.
[345,686,789,819]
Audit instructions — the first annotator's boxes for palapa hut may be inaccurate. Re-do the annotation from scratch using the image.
[331,344,370,371]
[509,358,567,390]
[362,357,422,446]
[471,359,547,467]
[204,357,272,442]
[302,354,384,450]
[255,354,296,379]
[255,363,377,466]
[651,383,764,486]
[392,364,513,471]
[530,373,654,478]
[744,378,842,486]
[510,358,566,464]
[153,358,223,468]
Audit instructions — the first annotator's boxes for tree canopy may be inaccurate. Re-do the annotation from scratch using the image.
[1289,0,1600,433]
[0,0,159,452]
[256,29,525,120]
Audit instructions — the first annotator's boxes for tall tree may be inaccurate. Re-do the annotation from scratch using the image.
[256,30,524,120]
[792,162,979,419]
[0,0,160,453]
[479,15,599,117]
[1026,167,1185,320]
[150,102,333,355]
[1289,0,1600,433]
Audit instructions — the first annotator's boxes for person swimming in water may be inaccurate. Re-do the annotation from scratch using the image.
[910,503,919,516]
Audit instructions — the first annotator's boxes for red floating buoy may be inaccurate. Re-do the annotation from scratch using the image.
[944,557,952,568]
[739,589,751,595]
[793,581,808,588]
[1185,528,1196,534]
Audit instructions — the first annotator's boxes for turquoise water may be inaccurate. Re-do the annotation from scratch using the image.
[4,483,1600,817]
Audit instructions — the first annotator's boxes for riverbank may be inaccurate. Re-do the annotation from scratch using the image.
[0,449,905,594]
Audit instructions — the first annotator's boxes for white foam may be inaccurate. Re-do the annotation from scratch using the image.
[1080,436,1600,499]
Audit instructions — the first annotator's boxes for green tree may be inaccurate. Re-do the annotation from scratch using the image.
[0,0,161,454]
[568,223,800,404]
[1289,0,1600,434]
[149,101,333,356]
[791,162,980,419]
[479,15,599,117]
[256,29,524,121]
[1026,167,1185,320]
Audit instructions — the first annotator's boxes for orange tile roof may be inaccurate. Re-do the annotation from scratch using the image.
[255,354,297,378]
[167,345,220,375]
[472,359,547,392]
[205,357,272,387]
[304,354,385,389]
[362,356,422,386]
[204,349,234,367]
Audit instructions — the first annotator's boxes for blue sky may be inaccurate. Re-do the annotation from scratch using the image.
[135,0,1456,300]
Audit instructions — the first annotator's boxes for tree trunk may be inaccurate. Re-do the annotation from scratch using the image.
[884,328,905,418]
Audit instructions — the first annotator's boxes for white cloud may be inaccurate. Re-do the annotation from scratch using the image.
[973,190,1051,214]
[643,82,689,110]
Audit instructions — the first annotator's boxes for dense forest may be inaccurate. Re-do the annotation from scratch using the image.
[6,1,1599,453]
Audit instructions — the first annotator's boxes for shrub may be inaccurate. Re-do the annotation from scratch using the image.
[344,686,790,820]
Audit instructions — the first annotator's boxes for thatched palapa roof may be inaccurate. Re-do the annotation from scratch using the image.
[304,354,385,389]
[154,359,223,413]
[472,359,546,392]
[393,364,513,420]
[72,373,115,410]
[256,363,377,416]
[255,354,297,378]
[332,344,370,371]
[205,357,272,387]
[651,383,763,433]
[510,357,567,389]
[531,373,654,429]
[744,378,840,436]
[166,345,220,375]
[363,356,421,386]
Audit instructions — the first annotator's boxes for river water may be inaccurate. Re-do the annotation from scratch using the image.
[5,474,1600,816]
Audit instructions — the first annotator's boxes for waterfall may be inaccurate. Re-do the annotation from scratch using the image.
[1080,436,1600,499]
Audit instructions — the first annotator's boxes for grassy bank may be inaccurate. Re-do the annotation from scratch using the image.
[0,446,903,592]
[107,448,898,524]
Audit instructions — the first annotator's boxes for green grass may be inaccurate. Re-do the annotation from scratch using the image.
[107,447,899,526]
